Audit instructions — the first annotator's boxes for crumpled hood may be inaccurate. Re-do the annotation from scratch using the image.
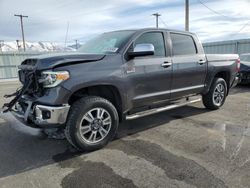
[21,52,105,70]
[240,61,250,72]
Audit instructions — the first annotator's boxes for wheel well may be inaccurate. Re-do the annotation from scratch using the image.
[68,85,123,121]
[214,71,230,92]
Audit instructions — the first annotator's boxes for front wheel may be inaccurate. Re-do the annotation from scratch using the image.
[202,78,227,110]
[65,96,119,151]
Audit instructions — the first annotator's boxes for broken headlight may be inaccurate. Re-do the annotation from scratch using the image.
[39,71,70,88]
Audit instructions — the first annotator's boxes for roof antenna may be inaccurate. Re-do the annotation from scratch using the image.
[64,21,70,51]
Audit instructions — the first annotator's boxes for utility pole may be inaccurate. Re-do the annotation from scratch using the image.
[64,22,69,51]
[16,40,20,51]
[14,14,28,51]
[0,40,4,53]
[152,13,161,28]
[75,40,78,50]
[185,0,189,31]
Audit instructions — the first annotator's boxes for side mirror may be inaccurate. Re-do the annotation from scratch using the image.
[128,43,155,57]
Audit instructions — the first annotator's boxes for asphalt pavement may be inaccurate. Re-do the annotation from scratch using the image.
[0,81,249,188]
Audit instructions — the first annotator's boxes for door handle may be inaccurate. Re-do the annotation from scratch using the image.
[198,59,206,65]
[161,62,172,68]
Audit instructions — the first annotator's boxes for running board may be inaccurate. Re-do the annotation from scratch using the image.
[126,98,201,120]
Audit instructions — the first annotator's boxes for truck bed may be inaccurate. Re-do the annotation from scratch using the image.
[206,54,239,62]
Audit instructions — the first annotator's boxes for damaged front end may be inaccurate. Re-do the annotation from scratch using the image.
[3,59,40,113]
[2,59,70,128]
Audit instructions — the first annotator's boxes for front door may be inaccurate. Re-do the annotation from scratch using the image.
[125,31,172,108]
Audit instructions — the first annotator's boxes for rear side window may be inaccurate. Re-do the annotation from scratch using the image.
[170,33,197,56]
[135,32,166,56]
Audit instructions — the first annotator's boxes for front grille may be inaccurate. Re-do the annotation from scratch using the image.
[18,66,36,84]
[18,59,37,83]
[18,58,40,95]
[18,69,39,93]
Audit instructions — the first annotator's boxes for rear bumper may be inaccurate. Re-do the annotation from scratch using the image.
[11,101,70,128]
[239,72,250,84]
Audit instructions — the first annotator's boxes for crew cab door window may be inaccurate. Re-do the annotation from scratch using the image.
[170,32,206,99]
[135,32,166,56]
[170,33,197,56]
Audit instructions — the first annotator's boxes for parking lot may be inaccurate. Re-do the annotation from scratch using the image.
[0,81,249,188]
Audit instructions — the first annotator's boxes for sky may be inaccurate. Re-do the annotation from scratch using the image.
[0,0,250,44]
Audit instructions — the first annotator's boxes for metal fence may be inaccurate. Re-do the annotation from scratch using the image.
[1,38,250,79]
[203,38,250,55]
[0,52,45,79]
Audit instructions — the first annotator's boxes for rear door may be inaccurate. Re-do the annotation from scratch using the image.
[125,31,172,108]
[170,32,206,98]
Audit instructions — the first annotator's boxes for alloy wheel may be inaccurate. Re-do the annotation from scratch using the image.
[213,83,225,106]
[79,107,112,144]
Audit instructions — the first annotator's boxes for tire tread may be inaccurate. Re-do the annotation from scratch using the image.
[65,96,118,151]
[202,77,227,110]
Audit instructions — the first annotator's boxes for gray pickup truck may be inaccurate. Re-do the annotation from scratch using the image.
[3,28,239,151]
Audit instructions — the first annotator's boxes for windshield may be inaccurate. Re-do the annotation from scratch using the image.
[78,31,135,54]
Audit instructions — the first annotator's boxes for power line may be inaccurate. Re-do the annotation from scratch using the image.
[159,17,167,27]
[235,20,250,34]
[198,0,250,36]
[197,0,232,19]
[152,13,161,28]
[14,14,28,51]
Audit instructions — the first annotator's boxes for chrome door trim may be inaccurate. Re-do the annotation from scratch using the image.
[133,90,171,100]
[133,85,204,100]
[171,85,204,93]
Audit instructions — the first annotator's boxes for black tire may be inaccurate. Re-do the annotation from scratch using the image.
[65,96,119,151]
[202,78,227,110]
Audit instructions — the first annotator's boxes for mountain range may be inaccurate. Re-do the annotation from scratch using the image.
[0,41,77,52]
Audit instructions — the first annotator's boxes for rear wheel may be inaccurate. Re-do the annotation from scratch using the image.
[202,78,227,110]
[65,96,119,151]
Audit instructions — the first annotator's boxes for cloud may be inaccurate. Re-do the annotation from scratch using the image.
[0,0,250,43]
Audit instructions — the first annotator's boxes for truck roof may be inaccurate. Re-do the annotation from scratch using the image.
[109,28,195,35]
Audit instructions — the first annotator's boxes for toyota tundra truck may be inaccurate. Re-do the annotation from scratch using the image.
[3,28,240,151]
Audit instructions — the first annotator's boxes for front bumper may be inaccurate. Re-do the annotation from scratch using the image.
[34,104,70,125]
[11,100,70,128]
